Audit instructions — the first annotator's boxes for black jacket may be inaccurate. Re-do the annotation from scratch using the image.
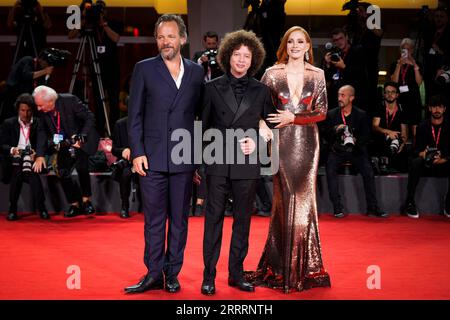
[201,74,275,179]
[0,116,47,183]
[40,94,100,156]
[414,119,449,158]
[323,106,371,155]
[112,116,129,159]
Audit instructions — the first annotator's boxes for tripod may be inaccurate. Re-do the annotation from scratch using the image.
[69,31,111,136]
[13,17,38,65]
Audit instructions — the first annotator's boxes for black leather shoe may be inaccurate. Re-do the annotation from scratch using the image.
[120,207,130,219]
[39,210,50,220]
[124,274,164,294]
[367,207,389,218]
[64,205,81,218]
[165,277,181,293]
[7,212,18,221]
[201,281,216,295]
[228,278,255,292]
[333,206,345,218]
[82,201,95,215]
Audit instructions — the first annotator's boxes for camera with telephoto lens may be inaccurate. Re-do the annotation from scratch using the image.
[58,134,87,158]
[424,147,440,168]
[203,49,218,67]
[19,145,34,176]
[325,42,342,63]
[40,48,71,67]
[336,125,355,152]
[387,136,403,155]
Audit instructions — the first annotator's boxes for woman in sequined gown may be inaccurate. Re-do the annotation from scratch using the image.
[247,26,331,293]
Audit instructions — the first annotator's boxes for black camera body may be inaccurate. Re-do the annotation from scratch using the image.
[335,125,355,153]
[40,48,71,67]
[387,136,403,155]
[110,158,133,181]
[325,42,342,62]
[424,147,440,168]
[111,158,131,171]
[83,2,105,32]
[203,49,218,67]
[56,134,87,158]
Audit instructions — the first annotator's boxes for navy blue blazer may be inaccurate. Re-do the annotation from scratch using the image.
[128,55,204,173]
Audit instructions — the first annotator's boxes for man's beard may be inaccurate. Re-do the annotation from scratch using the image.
[385,98,396,104]
[431,112,443,119]
[160,45,180,60]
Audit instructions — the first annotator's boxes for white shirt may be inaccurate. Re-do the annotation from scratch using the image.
[172,57,185,89]
[11,117,33,155]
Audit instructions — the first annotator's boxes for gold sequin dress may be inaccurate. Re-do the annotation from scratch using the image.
[247,63,331,293]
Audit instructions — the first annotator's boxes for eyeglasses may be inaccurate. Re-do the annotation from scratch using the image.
[384,90,397,95]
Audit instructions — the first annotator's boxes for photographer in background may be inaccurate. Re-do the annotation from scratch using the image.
[390,38,423,141]
[111,116,140,218]
[404,95,450,219]
[0,94,49,221]
[323,28,370,113]
[323,85,387,218]
[371,82,409,174]
[0,48,70,123]
[7,0,52,61]
[33,85,100,218]
[69,0,123,136]
[192,31,223,81]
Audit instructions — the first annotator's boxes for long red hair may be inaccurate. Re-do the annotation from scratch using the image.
[276,26,314,65]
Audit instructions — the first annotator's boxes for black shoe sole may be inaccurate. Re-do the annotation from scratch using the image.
[124,285,164,294]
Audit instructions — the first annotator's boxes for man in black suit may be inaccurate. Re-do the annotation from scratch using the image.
[200,30,275,295]
[0,93,49,221]
[32,85,100,217]
[125,14,204,294]
[323,85,387,218]
[111,116,140,218]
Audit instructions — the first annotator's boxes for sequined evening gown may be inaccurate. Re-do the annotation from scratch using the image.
[247,63,331,293]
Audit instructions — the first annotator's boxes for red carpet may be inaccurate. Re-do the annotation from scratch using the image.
[1,213,449,300]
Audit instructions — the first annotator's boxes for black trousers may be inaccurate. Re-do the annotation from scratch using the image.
[57,148,92,204]
[9,165,46,212]
[118,167,140,208]
[326,151,379,211]
[203,175,257,283]
[406,157,450,204]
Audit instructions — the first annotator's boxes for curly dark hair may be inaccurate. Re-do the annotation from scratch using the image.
[15,93,35,112]
[217,30,265,77]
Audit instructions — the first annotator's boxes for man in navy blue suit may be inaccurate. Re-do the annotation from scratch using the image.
[124,14,204,294]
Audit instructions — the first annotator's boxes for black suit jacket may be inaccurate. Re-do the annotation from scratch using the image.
[0,116,46,183]
[112,116,129,159]
[40,94,100,156]
[201,75,275,179]
[1,116,46,157]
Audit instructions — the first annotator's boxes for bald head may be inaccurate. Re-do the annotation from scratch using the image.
[339,85,355,97]
[338,85,355,109]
